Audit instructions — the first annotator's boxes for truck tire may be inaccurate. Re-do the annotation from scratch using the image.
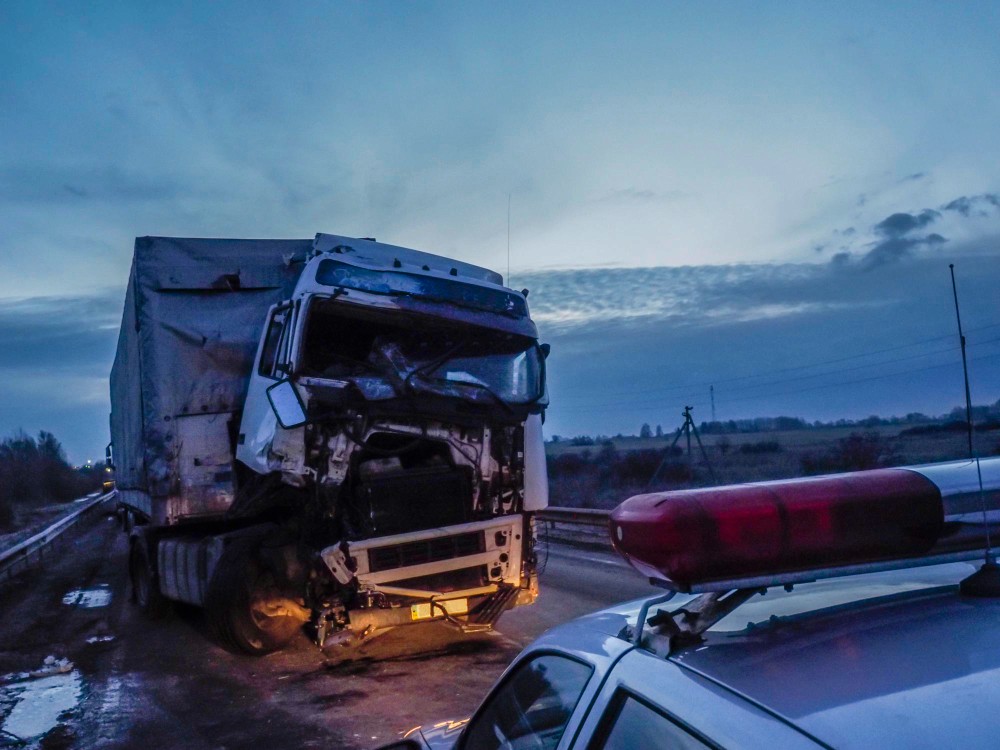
[205,536,300,655]
[129,541,169,618]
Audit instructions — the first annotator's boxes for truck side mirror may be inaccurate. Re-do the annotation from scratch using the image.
[539,343,551,359]
[266,380,307,429]
[105,442,114,468]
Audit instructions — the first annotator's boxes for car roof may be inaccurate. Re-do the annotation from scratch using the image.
[549,560,1000,749]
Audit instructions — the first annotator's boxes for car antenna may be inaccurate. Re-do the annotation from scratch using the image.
[950,263,1000,596]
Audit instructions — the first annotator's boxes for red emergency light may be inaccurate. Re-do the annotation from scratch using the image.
[610,458,1000,592]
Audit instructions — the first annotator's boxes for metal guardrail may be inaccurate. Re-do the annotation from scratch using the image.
[537,506,612,549]
[537,507,611,527]
[0,490,116,583]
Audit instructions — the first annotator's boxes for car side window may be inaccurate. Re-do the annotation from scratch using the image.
[589,692,717,750]
[462,653,593,750]
[258,310,287,378]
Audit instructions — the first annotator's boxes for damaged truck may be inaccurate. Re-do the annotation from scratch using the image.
[110,234,549,654]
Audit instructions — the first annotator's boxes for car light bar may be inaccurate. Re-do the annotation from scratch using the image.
[610,457,1000,592]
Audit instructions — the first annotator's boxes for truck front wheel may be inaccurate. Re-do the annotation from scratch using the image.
[205,536,301,655]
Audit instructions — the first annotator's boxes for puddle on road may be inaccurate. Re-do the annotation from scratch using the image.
[62,584,112,608]
[0,668,82,744]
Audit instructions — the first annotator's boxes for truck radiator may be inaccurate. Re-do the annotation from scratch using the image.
[367,531,485,573]
[357,465,472,536]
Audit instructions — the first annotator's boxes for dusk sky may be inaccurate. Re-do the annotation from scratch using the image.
[2,2,1000,461]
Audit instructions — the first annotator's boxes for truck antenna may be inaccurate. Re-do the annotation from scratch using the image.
[507,192,512,285]
[951,263,999,596]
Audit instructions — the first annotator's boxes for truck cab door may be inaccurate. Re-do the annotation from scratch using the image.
[236,303,295,474]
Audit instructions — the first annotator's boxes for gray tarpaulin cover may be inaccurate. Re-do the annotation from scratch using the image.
[110,237,310,501]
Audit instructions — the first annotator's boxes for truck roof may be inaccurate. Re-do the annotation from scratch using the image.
[313,234,505,286]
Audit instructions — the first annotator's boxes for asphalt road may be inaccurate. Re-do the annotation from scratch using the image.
[0,513,653,750]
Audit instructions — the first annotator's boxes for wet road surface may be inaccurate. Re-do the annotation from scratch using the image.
[0,512,651,749]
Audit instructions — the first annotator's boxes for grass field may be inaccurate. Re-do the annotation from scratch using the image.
[546,424,1000,509]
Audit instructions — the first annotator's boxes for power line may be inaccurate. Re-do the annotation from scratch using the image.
[712,351,1000,408]
[558,324,1000,402]
[698,340,995,396]
[560,350,1000,414]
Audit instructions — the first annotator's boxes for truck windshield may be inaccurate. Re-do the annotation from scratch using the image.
[407,336,544,405]
[301,302,544,405]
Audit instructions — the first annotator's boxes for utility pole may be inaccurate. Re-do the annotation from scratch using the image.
[710,385,716,423]
[647,406,717,488]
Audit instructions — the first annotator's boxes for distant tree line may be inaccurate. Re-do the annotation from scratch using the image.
[547,399,1000,444]
[546,429,918,509]
[547,444,688,508]
[0,431,102,531]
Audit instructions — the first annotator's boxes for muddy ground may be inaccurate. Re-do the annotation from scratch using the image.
[0,510,648,749]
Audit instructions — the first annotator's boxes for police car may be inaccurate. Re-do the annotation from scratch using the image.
[378,457,1000,749]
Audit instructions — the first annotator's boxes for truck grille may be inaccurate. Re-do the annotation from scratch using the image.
[367,531,486,573]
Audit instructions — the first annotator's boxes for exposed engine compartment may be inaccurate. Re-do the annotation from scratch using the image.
[292,420,527,541]
[350,434,473,537]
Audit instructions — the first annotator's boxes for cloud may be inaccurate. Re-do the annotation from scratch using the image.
[0,290,123,461]
[0,290,121,372]
[521,262,875,332]
[0,163,183,204]
[873,209,940,238]
[857,233,946,269]
[830,191,1000,269]
[941,193,1000,217]
[593,188,687,206]
[521,216,990,334]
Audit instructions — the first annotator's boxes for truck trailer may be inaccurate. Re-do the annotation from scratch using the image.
[110,234,549,654]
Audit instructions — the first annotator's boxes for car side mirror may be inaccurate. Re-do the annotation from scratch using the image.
[266,379,307,429]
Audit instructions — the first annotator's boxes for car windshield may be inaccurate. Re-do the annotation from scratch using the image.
[462,654,593,750]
